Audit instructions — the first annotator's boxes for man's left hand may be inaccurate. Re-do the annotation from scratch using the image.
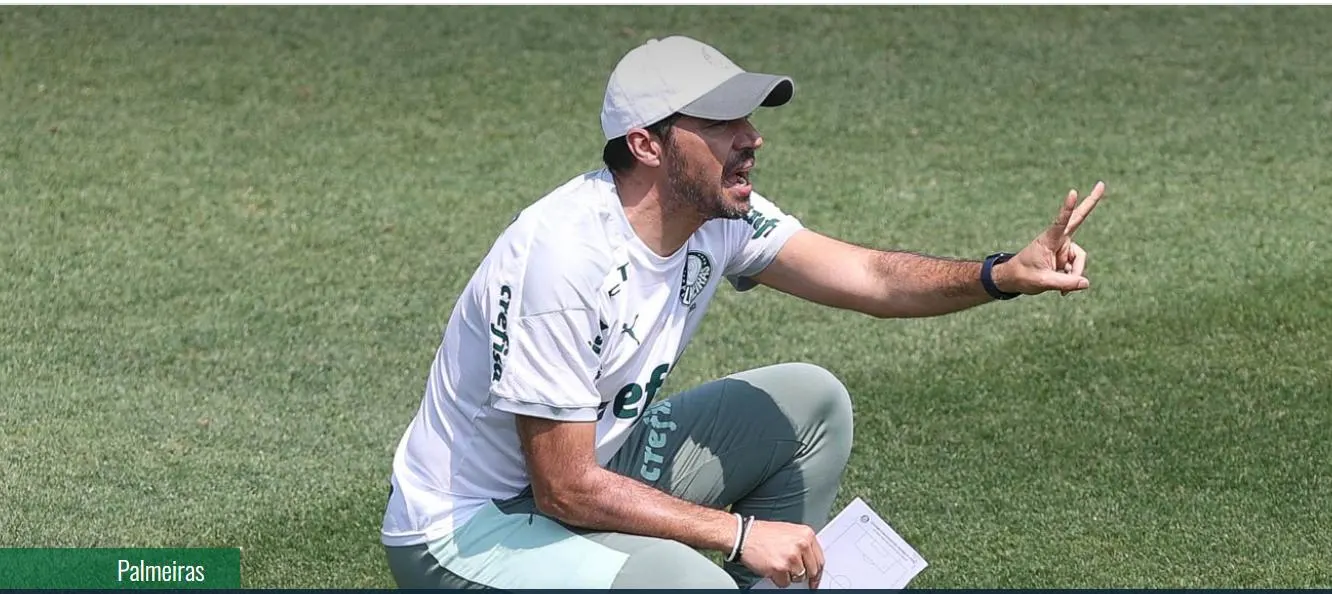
[995,181,1107,296]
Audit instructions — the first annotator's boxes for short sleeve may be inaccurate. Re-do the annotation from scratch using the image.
[489,308,602,421]
[483,232,608,422]
[724,192,804,292]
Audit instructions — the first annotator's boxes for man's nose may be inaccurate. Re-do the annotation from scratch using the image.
[736,119,763,150]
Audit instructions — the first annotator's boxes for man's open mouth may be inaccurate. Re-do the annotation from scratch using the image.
[724,161,754,195]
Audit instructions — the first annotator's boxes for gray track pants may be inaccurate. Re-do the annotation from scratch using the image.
[383,362,855,589]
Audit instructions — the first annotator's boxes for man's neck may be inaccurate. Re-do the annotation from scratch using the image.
[612,172,705,258]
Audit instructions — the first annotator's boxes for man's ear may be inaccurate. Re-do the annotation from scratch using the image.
[625,128,666,169]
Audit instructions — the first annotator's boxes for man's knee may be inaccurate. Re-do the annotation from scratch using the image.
[772,362,854,433]
[612,539,736,589]
[792,361,852,416]
[755,362,855,474]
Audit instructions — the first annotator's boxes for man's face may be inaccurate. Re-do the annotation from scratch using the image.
[660,116,764,221]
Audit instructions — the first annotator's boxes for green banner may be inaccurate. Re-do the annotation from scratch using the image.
[0,548,241,589]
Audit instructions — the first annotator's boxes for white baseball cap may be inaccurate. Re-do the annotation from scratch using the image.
[600,36,795,141]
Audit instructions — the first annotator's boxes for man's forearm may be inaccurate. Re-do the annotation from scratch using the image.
[537,465,738,553]
[867,250,997,317]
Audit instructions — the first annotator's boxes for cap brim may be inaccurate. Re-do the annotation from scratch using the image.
[677,73,794,122]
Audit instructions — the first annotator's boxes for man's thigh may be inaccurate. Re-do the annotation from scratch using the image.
[384,543,489,590]
[603,362,853,588]
[606,361,853,522]
[384,499,736,590]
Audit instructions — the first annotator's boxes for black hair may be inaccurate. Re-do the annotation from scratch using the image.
[601,113,683,175]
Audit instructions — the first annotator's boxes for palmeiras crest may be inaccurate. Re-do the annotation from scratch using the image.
[679,250,712,308]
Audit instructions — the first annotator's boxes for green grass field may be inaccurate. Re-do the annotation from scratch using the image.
[3,5,1331,588]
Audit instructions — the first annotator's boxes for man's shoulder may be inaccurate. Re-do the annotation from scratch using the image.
[507,169,615,236]
[523,167,614,212]
[486,170,622,311]
[516,169,615,241]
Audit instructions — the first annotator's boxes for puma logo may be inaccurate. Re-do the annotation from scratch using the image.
[621,314,641,346]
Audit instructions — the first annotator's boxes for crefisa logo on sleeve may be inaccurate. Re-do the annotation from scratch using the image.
[490,284,513,381]
[679,251,711,308]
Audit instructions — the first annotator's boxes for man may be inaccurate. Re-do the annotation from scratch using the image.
[381,35,1104,589]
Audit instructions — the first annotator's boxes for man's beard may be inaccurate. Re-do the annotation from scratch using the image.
[664,145,752,221]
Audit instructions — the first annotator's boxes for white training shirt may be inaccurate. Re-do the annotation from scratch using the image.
[381,168,802,546]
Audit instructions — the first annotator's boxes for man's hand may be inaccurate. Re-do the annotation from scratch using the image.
[995,181,1107,296]
[740,520,826,589]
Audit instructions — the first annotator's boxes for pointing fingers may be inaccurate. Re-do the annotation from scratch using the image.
[1064,181,1106,236]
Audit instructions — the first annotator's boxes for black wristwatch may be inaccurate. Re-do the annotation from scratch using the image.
[981,252,1020,300]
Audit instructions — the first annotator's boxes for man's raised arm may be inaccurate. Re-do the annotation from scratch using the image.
[751,182,1107,318]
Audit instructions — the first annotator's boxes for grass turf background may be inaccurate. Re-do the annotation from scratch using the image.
[2,6,1330,588]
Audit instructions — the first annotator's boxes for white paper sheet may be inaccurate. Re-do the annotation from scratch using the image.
[750,497,928,590]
